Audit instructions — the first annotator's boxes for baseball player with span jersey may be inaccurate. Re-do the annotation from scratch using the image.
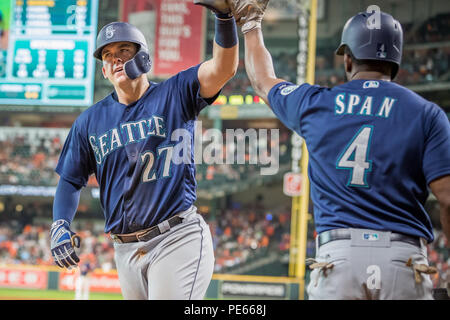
[230,0,450,300]
[49,2,239,300]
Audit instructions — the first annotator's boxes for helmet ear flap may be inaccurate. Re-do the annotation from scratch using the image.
[124,48,152,79]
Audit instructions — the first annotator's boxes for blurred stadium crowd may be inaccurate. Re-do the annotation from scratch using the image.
[210,205,291,273]
[0,128,64,186]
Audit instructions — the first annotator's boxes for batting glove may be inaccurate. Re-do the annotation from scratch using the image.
[227,0,269,33]
[194,0,232,16]
[50,219,81,269]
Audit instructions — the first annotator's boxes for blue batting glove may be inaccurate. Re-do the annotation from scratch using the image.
[50,219,81,269]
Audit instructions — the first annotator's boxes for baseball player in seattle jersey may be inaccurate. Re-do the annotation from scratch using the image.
[230,0,450,299]
[50,2,239,300]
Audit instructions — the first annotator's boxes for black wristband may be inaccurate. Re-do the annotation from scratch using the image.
[215,12,233,20]
[214,14,238,48]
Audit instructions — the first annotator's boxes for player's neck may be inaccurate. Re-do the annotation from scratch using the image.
[114,78,150,105]
[349,71,391,81]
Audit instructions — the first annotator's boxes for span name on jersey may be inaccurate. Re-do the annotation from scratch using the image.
[334,93,396,118]
[89,115,167,165]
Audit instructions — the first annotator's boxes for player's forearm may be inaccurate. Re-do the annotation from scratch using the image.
[199,14,238,98]
[53,177,82,224]
[211,41,239,81]
[430,175,450,245]
[440,201,450,244]
[244,29,277,103]
[199,42,238,99]
[210,13,239,82]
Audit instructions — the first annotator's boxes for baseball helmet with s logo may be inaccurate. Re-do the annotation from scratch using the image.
[94,21,152,79]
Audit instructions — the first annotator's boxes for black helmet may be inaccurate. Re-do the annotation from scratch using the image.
[336,11,403,78]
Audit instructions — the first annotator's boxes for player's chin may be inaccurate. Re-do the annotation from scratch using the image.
[113,71,129,82]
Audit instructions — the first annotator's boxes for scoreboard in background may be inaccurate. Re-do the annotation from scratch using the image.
[0,0,98,107]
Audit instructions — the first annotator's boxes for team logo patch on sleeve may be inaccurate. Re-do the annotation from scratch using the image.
[280,85,300,96]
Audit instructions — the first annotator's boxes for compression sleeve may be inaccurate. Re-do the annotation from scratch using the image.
[52,177,82,224]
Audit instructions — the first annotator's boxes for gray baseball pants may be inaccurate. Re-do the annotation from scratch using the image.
[113,206,214,300]
[307,228,435,300]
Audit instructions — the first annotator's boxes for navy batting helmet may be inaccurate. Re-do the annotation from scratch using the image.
[94,21,151,79]
[94,22,148,60]
[335,11,403,79]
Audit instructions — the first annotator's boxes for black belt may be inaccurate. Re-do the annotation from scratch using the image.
[318,229,422,247]
[111,215,183,244]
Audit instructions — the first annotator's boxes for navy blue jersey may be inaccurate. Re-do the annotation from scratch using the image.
[56,64,217,234]
[269,80,450,242]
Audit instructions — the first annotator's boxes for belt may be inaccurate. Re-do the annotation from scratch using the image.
[110,215,183,244]
[318,229,422,247]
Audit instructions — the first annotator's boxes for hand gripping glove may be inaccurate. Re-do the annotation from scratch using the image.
[194,0,232,16]
[227,0,269,33]
[50,219,81,269]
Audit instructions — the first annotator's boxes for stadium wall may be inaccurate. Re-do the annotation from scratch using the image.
[0,265,303,299]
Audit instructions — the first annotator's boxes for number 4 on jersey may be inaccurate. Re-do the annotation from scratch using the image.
[336,125,373,187]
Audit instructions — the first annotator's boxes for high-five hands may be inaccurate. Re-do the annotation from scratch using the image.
[194,0,270,33]
[227,0,270,33]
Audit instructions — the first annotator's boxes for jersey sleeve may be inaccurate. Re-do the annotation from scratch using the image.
[175,63,220,121]
[422,106,450,184]
[268,81,320,135]
[55,120,95,187]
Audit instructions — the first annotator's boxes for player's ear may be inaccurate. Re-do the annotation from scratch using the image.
[344,53,352,74]
[102,65,107,79]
